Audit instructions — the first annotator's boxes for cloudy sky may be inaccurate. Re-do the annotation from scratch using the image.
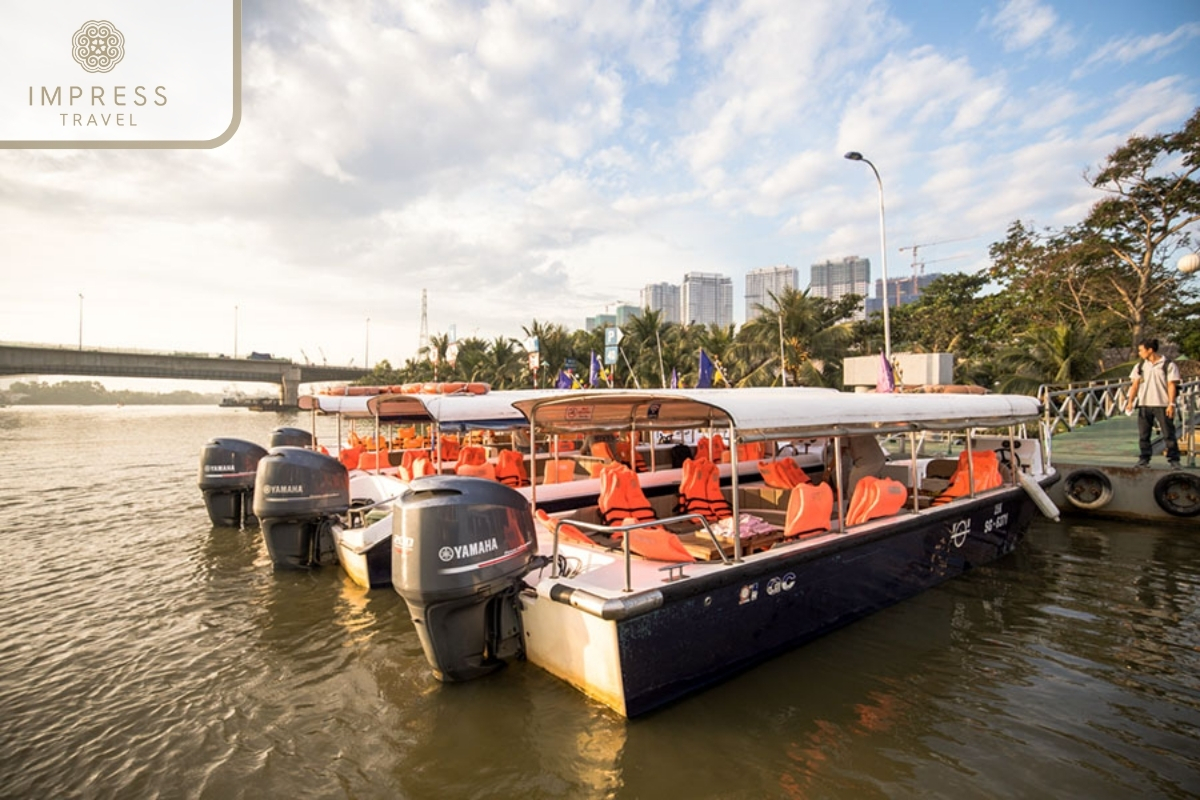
[1,0,1197,378]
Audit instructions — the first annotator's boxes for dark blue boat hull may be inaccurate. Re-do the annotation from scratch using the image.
[610,489,1038,717]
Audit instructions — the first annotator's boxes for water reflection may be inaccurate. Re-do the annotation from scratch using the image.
[3,407,1200,799]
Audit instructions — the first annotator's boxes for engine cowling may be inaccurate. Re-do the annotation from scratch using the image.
[392,476,538,681]
[198,438,268,527]
[253,447,349,569]
[269,426,313,449]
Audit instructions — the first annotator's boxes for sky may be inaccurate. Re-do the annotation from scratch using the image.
[1,0,1198,386]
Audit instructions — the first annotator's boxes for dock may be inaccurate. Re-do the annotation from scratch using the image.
[1046,414,1199,523]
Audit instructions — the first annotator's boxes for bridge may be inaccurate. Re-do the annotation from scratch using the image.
[0,343,371,405]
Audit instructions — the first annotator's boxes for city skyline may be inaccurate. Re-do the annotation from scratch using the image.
[1,1,1196,376]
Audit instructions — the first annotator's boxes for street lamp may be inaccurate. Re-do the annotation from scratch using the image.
[365,317,370,369]
[844,151,891,361]
[234,305,238,358]
[78,293,83,351]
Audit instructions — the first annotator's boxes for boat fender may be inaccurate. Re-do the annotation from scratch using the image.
[1152,472,1200,518]
[1061,468,1113,511]
[1020,472,1061,521]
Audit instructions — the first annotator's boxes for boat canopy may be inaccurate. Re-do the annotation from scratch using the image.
[299,389,570,431]
[511,387,1042,441]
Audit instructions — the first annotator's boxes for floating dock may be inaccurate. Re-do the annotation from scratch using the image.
[1046,415,1199,523]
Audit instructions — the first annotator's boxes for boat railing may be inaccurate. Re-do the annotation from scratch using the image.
[544,512,731,591]
[1039,377,1198,466]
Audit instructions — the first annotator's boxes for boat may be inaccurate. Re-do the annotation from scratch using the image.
[256,389,575,585]
[381,387,1056,717]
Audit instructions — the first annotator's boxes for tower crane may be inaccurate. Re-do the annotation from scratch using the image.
[898,235,979,292]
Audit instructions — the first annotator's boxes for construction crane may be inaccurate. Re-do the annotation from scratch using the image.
[898,235,979,293]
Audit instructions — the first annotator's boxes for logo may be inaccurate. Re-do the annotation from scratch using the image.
[438,538,501,562]
[72,21,125,74]
[204,464,236,472]
[264,484,303,495]
[1,2,241,149]
[950,519,971,548]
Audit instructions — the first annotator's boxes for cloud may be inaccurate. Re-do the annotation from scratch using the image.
[983,0,1075,56]
[1074,22,1200,77]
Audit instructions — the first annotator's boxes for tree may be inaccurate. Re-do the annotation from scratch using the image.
[990,108,1200,349]
[1082,107,1200,345]
[995,319,1113,393]
[738,288,857,387]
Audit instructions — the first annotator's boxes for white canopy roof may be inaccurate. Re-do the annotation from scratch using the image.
[298,389,570,430]
[511,387,1041,440]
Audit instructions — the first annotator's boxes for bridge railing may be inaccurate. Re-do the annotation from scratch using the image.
[1038,377,1198,463]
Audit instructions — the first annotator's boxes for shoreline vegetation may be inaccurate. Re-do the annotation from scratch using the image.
[1,380,223,406]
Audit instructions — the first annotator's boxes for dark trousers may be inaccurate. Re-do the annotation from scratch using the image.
[1137,406,1180,461]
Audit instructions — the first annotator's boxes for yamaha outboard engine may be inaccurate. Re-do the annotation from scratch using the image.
[270,426,313,449]
[253,447,349,569]
[393,476,539,681]
[199,438,268,527]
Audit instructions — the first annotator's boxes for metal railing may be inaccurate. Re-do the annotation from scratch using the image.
[1038,377,1199,465]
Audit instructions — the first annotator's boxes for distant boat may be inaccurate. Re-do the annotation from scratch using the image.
[220,395,294,412]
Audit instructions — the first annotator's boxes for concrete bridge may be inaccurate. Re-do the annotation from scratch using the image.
[0,343,371,405]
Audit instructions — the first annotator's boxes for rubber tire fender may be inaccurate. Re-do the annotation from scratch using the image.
[1062,468,1114,510]
[1153,472,1200,518]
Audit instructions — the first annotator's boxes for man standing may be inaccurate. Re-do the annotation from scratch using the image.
[1126,338,1182,469]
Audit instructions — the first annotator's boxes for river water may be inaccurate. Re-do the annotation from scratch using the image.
[1,405,1198,799]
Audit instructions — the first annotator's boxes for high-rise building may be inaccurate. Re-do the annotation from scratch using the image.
[584,313,616,331]
[681,272,733,328]
[865,273,942,315]
[615,304,640,327]
[810,256,870,320]
[641,282,681,324]
[745,265,798,320]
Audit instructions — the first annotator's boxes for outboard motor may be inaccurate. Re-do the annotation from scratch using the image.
[270,426,313,449]
[393,476,539,681]
[199,438,268,527]
[253,447,348,569]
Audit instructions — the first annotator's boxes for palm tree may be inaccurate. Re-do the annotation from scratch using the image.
[620,308,673,388]
[995,319,1111,394]
[738,288,856,387]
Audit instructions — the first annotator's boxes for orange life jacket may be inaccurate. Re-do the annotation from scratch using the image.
[614,519,695,563]
[400,449,436,481]
[931,450,1003,506]
[784,482,833,537]
[695,434,727,462]
[338,446,362,471]
[456,445,487,467]
[495,449,529,487]
[614,439,647,472]
[757,458,811,489]
[455,461,497,481]
[542,459,576,484]
[438,435,460,462]
[598,462,656,526]
[534,508,593,546]
[846,476,909,526]
[676,456,732,522]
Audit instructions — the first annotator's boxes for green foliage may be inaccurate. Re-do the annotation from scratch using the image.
[2,380,220,405]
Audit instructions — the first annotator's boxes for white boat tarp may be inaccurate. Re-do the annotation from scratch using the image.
[511,387,1041,440]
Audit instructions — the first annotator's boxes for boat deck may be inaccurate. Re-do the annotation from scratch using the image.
[1050,415,1192,469]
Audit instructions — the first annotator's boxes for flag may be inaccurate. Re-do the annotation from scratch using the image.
[877,351,895,393]
[670,368,678,389]
[589,350,609,388]
[554,369,572,389]
[698,349,715,388]
[570,371,584,389]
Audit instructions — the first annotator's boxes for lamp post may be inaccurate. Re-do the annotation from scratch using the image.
[233,305,238,358]
[365,317,370,369]
[778,296,787,387]
[78,293,83,351]
[844,151,891,361]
